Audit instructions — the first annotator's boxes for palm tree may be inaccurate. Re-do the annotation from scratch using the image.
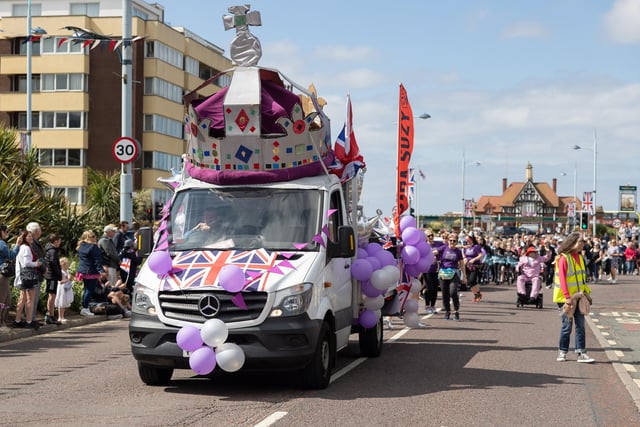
[84,167,121,228]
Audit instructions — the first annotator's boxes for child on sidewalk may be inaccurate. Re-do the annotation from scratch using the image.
[55,257,74,324]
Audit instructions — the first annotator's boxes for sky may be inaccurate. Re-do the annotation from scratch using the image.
[163,0,640,218]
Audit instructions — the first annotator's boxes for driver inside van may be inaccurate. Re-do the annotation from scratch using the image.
[184,207,226,244]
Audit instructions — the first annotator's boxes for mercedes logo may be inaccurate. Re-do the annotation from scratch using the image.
[198,295,221,318]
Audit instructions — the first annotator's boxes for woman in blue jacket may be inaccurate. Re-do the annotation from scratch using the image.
[76,231,107,316]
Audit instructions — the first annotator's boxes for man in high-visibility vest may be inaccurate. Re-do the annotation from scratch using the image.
[553,232,594,363]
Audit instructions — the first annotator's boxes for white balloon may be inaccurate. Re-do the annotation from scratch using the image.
[409,278,422,295]
[363,295,385,311]
[200,318,228,348]
[370,269,391,291]
[215,342,246,372]
[382,265,401,283]
[404,298,419,313]
[404,311,420,328]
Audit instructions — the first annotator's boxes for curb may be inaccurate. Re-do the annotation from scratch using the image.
[0,314,108,344]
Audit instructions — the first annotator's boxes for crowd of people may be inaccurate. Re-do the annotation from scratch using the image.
[0,220,142,331]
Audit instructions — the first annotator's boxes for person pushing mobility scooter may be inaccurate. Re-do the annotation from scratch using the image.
[516,245,550,308]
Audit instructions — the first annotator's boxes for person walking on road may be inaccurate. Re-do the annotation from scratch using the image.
[438,233,465,321]
[554,232,594,363]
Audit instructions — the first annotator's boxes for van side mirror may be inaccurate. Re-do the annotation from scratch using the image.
[328,226,356,258]
[137,226,153,256]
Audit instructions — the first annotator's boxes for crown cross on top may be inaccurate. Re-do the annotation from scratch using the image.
[223,5,263,67]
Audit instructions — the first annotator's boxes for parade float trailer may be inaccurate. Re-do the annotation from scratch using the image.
[129,5,385,389]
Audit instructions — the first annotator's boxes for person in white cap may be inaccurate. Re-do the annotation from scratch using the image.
[98,224,120,286]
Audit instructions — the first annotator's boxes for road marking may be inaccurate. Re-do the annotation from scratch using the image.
[255,411,287,427]
[608,340,617,346]
[601,331,609,336]
[615,350,625,358]
[623,363,637,373]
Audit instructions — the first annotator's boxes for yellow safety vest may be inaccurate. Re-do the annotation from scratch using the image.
[553,253,590,303]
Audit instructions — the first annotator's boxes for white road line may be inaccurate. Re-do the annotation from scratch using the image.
[614,350,625,358]
[623,363,637,372]
[608,339,617,346]
[255,411,288,427]
[601,331,609,336]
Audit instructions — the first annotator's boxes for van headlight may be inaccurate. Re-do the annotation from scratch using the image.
[132,283,157,316]
[270,283,312,317]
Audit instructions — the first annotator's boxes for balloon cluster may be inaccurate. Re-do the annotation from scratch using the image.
[352,241,401,329]
[397,216,435,278]
[176,319,245,375]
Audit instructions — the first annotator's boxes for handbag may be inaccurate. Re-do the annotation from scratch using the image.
[0,260,15,277]
[20,266,39,286]
[438,268,456,280]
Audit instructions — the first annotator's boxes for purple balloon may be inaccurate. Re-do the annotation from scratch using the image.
[189,346,217,375]
[415,255,434,273]
[357,248,369,259]
[401,245,421,265]
[351,259,373,281]
[399,216,417,232]
[401,227,422,246]
[218,265,245,293]
[375,250,396,267]
[415,241,430,257]
[147,251,173,275]
[359,309,378,329]
[366,242,383,254]
[176,325,204,352]
[362,280,381,298]
[367,256,381,272]
[404,263,421,278]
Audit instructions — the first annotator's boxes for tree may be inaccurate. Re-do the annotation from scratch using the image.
[83,167,121,229]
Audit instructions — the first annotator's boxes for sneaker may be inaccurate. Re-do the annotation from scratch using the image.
[45,315,57,325]
[25,322,40,330]
[557,351,567,362]
[80,308,95,317]
[453,312,460,321]
[612,280,617,284]
[123,310,132,318]
[58,319,68,324]
[577,353,595,363]
[12,320,26,328]
[107,314,124,320]
[546,285,552,289]
[384,319,393,330]
[607,277,612,282]
[444,312,451,320]
[477,292,483,302]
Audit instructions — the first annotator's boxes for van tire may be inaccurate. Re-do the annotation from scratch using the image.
[302,322,334,389]
[138,362,173,386]
[358,317,383,357]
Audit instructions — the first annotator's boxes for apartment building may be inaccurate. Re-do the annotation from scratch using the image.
[0,0,232,212]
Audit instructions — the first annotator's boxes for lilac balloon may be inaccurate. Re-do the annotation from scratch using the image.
[367,256,381,272]
[147,251,173,275]
[218,265,245,293]
[176,325,204,352]
[401,227,422,246]
[404,263,421,278]
[415,241,430,257]
[375,249,396,267]
[189,346,217,375]
[401,245,421,265]
[399,216,417,232]
[362,280,381,298]
[357,248,369,259]
[366,242,383,254]
[351,259,373,281]
[415,255,434,273]
[359,309,378,329]
[404,298,419,313]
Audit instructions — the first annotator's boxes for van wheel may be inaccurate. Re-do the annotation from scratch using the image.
[359,317,383,357]
[138,362,173,386]
[302,322,334,389]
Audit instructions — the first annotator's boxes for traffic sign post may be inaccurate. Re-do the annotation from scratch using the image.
[112,136,140,163]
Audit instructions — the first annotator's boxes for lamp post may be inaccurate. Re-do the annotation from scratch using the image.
[26,0,46,153]
[573,129,598,236]
[461,151,481,231]
[413,113,430,227]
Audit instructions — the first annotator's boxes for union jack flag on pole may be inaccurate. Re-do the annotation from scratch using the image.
[582,192,594,215]
[464,199,473,218]
[567,201,575,218]
[407,168,416,201]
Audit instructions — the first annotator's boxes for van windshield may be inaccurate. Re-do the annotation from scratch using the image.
[168,187,322,252]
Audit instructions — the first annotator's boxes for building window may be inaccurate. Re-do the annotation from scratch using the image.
[51,187,85,205]
[142,151,182,171]
[16,75,41,92]
[42,37,86,54]
[215,73,231,88]
[143,77,182,103]
[18,38,41,55]
[185,57,199,76]
[143,114,183,139]
[69,2,100,16]
[38,149,85,167]
[40,74,86,91]
[12,3,42,16]
[133,7,149,20]
[17,112,40,129]
[40,112,86,129]
[145,41,183,69]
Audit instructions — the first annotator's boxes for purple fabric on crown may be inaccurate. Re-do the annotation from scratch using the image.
[192,80,301,134]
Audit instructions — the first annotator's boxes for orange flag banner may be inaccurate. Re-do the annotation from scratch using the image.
[395,84,414,233]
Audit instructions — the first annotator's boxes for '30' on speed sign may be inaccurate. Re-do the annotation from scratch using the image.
[112,136,141,163]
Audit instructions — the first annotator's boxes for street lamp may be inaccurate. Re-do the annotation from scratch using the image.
[413,113,431,227]
[561,166,578,230]
[573,129,598,236]
[26,0,46,153]
[461,151,481,231]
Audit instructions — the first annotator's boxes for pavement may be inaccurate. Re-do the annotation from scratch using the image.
[0,311,114,343]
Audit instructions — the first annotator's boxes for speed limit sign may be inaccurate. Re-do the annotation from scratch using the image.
[112,136,140,163]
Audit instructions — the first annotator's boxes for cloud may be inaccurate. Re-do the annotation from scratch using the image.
[313,45,376,62]
[603,0,640,44]
[502,22,550,39]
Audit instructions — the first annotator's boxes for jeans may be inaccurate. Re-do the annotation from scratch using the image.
[424,272,439,307]
[82,278,98,309]
[559,304,586,353]
[439,273,460,313]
